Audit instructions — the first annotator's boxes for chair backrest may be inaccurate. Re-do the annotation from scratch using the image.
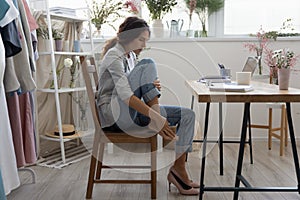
[81,56,102,131]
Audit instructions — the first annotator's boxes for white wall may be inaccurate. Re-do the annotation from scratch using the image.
[83,37,300,140]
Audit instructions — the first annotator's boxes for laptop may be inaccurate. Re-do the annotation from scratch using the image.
[241,57,257,76]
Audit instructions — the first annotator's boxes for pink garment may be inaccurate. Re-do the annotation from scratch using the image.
[6,92,36,167]
[21,0,38,31]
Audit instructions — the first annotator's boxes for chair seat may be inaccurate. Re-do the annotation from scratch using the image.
[266,102,285,109]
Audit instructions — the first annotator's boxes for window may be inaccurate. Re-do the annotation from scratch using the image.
[224,0,300,35]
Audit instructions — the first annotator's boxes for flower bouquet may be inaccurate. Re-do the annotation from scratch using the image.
[265,48,299,89]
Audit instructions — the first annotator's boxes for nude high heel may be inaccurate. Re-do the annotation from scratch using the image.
[167,171,199,195]
[169,167,200,188]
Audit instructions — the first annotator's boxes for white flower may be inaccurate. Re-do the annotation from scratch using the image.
[64,58,73,68]
[74,56,80,63]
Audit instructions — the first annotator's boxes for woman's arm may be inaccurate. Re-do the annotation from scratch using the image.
[126,95,176,140]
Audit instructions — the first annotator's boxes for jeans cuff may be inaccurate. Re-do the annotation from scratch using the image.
[142,88,161,103]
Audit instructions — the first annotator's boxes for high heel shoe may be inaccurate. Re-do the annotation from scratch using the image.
[167,171,199,195]
[169,167,200,188]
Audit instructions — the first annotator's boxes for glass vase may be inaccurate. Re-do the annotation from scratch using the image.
[80,112,88,131]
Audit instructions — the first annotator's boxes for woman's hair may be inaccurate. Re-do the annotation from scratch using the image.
[101,17,150,58]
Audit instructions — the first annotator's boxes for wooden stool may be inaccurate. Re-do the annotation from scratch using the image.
[250,103,288,156]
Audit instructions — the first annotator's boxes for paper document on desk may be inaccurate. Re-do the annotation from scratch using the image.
[199,75,231,83]
[209,83,254,92]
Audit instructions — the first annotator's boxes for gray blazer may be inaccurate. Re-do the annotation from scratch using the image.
[97,43,134,128]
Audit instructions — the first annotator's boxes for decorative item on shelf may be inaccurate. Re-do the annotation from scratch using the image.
[54,124,76,136]
[37,25,51,52]
[69,56,80,88]
[266,48,299,90]
[185,0,224,37]
[145,0,177,38]
[88,0,123,38]
[186,0,196,37]
[46,124,81,139]
[166,19,184,38]
[69,91,89,131]
[49,58,73,89]
[73,40,81,52]
[52,28,64,51]
[244,27,277,75]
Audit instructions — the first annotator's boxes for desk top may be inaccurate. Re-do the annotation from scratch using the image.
[185,80,300,103]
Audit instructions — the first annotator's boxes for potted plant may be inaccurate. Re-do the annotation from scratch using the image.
[88,0,123,37]
[37,25,52,51]
[185,0,224,37]
[52,28,64,51]
[266,48,299,90]
[144,0,177,37]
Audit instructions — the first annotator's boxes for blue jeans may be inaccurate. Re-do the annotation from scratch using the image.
[113,58,195,153]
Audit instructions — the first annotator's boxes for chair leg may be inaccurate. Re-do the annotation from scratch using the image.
[268,108,273,150]
[150,136,157,199]
[96,143,105,179]
[86,133,101,199]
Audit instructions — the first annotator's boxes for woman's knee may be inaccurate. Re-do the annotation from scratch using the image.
[182,107,195,120]
[138,58,155,66]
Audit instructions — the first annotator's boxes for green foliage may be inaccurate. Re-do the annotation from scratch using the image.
[37,26,50,39]
[52,29,64,40]
[185,0,224,35]
[145,0,177,20]
[89,0,123,30]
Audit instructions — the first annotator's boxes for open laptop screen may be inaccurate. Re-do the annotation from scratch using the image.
[242,57,257,76]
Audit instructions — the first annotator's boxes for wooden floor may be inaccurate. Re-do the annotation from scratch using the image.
[7,140,300,200]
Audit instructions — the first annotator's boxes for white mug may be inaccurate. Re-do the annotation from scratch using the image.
[236,72,251,85]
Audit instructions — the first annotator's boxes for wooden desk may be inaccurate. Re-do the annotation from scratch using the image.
[185,80,300,200]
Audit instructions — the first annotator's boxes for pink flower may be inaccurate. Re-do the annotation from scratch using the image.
[244,28,269,57]
[124,0,139,14]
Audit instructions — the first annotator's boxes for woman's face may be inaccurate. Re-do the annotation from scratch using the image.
[127,30,150,55]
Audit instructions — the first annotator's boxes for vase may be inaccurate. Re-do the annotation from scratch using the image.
[255,55,263,75]
[152,19,164,38]
[93,29,102,38]
[55,39,63,51]
[278,68,291,90]
[80,113,88,131]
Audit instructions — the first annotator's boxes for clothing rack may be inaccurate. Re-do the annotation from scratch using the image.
[18,168,36,184]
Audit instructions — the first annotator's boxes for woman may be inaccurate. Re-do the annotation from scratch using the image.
[97,16,199,195]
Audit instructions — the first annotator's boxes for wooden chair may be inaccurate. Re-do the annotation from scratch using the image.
[81,56,157,199]
[249,77,288,156]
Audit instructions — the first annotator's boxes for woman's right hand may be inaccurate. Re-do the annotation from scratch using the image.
[159,120,177,140]
[149,113,176,140]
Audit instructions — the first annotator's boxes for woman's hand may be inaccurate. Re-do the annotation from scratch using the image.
[148,112,176,140]
[159,121,177,140]
[153,79,161,91]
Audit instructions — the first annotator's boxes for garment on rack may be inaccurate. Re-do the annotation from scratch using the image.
[0,21,22,57]
[3,2,36,93]
[0,0,10,21]
[0,0,18,28]
[21,0,38,32]
[0,170,6,200]
[17,0,36,72]
[6,92,37,167]
[0,33,20,197]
